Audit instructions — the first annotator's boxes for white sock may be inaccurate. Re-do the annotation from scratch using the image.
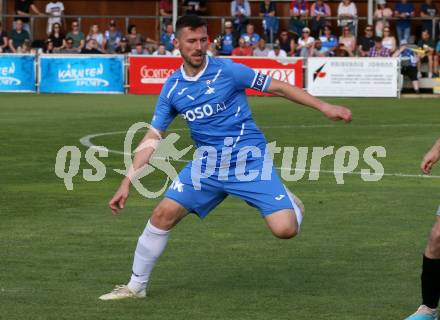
[127,220,170,293]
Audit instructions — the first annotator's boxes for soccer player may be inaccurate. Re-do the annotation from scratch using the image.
[404,139,440,320]
[99,15,352,300]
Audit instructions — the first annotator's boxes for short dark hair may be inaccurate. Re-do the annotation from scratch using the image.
[175,15,207,37]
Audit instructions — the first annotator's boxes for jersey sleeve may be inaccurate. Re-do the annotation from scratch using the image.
[230,62,271,92]
[150,82,178,132]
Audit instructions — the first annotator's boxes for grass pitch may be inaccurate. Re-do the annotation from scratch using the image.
[1,93,439,320]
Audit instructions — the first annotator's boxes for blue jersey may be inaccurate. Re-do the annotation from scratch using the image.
[151,56,271,168]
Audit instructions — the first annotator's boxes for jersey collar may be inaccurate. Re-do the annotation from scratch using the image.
[180,56,209,81]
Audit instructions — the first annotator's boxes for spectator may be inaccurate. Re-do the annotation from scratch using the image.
[132,42,148,55]
[337,0,357,36]
[215,20,237,56]
[253,38,270,56]
[374,0,393,37]
[44,38,54,53]
[81,38,102,54]
[49,22,65,51]
[395,0,414,44]
[8,19,30,53]
[14,0,43,36]
[268,41,287,58]
[152,43,172,56]
[87,24,106,52]
[126,24,143,49]
[232,37,253,56]
[66,21,85,50]
[368,36,391,57]
[339,25,356,55]
[183,0,207,15]
[60,37,79,53]
[382,27,397,53]
[115,36,131,54]
[296,27,315,57]
[0,22,8,53]
[420,0,438,38]
[436,34,440,75]
[358,24,375,57]
[319,25,338,56]
[277,29,296,56]
[259,0,279,43]
[241,23,260,48]
[310,0,331,38]
[417,29,436,78]
[289,0,309,38]
[231,0,251,34]
[160,23,175,52]
[172,41,181,56]
[311,39,328,56]
[336,44,353,56]
[105,20,122,53]
[17,38,31,53]
[45,0,64,35]
[393,39,419,93]
[159,0,172,28]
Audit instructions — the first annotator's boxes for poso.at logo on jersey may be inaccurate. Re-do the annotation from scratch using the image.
[181,102,227,122]
[58,63,109,87]
[0,63,21,86]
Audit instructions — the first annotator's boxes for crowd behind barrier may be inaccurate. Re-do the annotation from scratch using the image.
[0,0,439,92]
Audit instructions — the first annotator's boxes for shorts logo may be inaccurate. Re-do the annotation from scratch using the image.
[170,180,184,192]
[275,194,285,201]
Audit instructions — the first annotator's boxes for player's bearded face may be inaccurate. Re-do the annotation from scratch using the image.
[176,27,209,69]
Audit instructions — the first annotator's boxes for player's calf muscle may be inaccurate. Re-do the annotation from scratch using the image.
[426,220,440,258]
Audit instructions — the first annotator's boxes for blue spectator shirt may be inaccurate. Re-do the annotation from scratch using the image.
[395,2,415,29]
[161,32,176,52]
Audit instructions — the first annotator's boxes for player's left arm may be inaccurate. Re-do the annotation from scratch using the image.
[421,138,440,174]
[266,78,352,122]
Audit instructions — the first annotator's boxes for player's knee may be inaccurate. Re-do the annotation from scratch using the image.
[151,206,177,230]
[272,225,299,239]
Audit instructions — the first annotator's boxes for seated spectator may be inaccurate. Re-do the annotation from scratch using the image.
[311,39,327,56]
[296,27,315,57]
[152,43,172,56]
[337,0,357,36]
[289,0,309,38]
[232,37,253,56]
[382,27,397,53]
[14,0,43,37]
[319,25,338,56]
[105,20,122,53]
[0,22,8,53]
[60,37,79,53]
[253,38,270,56]
[160,23,175,52]
[231,0,251,34]
[278,30,296,56]
[268,41,287,58]
[393,39,419,93]
[66,21,85,50]
[8,19,30,53]
[374,0,393,37]
[336,44,353,56]
[49,22,65,52]
[214,20,237,56]
[45,38,54,53]
[45,0,64,35]
[183,0,207,15]
[310,0,331,38]
[172,41,181,56]
[420,0,438,38]
[358,24,375,57]
[368,36,391,57]
[81,38,103,54]
[417,29,436,78]
[17,38,31,53]
[259,0,279,43]
[87,24,106,52]
[127,24,143,49]
[115,36,131,54]
[132,42,149,55]
[339,26,356,55]
[394,0,414,44]
[241,23,260,49]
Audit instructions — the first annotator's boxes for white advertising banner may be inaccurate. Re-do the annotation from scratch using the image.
[307,58,399,97]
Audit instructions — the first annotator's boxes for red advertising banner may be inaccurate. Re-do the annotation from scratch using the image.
[128,56,303,95]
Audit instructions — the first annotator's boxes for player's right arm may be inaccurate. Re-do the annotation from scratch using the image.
[109,79,177,215]
[421,138,440,174]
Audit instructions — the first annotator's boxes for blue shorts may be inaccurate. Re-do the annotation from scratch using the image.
[165,161,298,219]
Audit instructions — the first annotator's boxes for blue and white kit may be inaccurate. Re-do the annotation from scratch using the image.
[151,56,300,218]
